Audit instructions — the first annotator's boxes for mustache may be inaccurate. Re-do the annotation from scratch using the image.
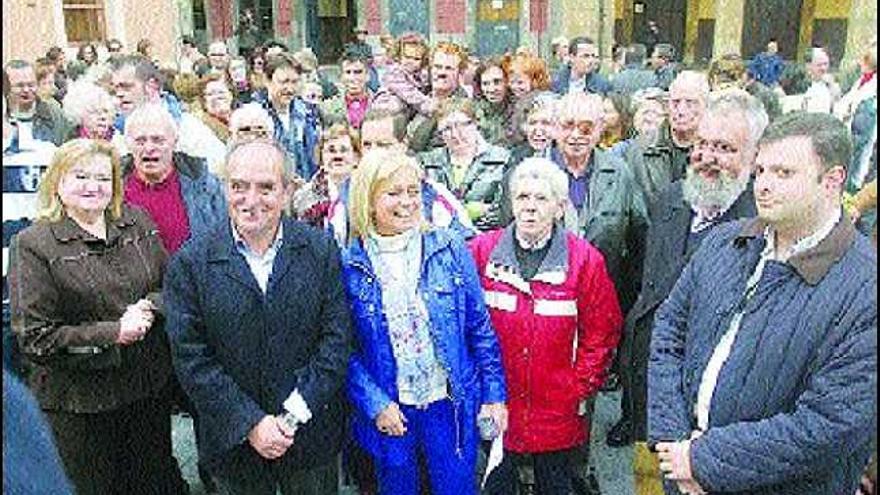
[682,165,750,211]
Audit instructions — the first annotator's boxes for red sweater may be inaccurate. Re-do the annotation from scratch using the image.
[124,169,191,254]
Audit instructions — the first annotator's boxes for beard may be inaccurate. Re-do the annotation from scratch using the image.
[682,165,750,215]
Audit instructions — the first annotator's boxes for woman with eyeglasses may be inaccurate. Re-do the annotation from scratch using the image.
[292,123,361,244]
[418,98,510,232]
[62,79,128,154]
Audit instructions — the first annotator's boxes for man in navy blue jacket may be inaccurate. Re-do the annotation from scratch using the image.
[164,139,352,494]
[649,112,877,495]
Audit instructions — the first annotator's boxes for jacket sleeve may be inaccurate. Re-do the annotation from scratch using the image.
[163,250,266,452]
[574,245,623,399]
[347,352,393,421]
[291,236,353,410]
[689,304,878,492]
[455,238,507,405]
[8,232,122,369]
[647,251,698,444]
[381,66,433,115]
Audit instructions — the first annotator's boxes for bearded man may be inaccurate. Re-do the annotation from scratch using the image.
[613,89,768,494]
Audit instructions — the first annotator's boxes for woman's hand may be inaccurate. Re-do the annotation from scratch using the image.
[479,402,509,434]
[116,300,155,345]
[375,402,408,436]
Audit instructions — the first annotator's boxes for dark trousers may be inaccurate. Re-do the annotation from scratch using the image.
[214,449,337,495]
[483,448,576,495]
[45,392,188,495]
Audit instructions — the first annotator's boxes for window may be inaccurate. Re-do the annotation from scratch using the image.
[63,0,106,43]
[193,0,207,31]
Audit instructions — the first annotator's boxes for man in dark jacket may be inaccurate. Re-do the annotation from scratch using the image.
[624,71,709,207]
[3,60,71,146]
[552,36,612,96]
[122,102,227,492]
[649,112,877,495]
[164,139,352,494]
[650,44,678,91]
[609,90,768,495]
[610,44,658,96]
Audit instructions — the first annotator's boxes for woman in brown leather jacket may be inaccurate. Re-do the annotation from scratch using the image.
[8,138,188,495]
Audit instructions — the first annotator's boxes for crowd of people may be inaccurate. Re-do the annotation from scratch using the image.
[2,25,877,495]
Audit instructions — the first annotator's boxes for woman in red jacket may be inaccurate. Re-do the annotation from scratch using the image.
[470,157,623,494]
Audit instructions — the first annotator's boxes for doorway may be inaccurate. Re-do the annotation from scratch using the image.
[475,0,520,57]
[741,0,803,60]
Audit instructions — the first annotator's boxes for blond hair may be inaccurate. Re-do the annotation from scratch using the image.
[37,138,123,222]
[347,149,425,241]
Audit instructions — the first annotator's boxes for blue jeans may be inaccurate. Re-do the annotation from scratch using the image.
[375,399,477,495]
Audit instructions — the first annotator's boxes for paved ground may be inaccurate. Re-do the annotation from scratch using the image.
[172,390,634,494]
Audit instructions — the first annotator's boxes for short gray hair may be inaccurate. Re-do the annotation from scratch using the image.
[510,157,570,202]
[229,103,274,135]
[706,88,769,157]
[510,157,578,230]
[62,79,115,124]
[124,102,179,137]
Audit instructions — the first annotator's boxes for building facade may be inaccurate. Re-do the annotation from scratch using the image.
[2,0,875,71]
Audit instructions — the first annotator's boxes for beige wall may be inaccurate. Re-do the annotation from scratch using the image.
[3,0,62,64]
[3,0,179,67]
[123,0,180,66]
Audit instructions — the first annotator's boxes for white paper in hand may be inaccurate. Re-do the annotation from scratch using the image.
[481,435,504,489]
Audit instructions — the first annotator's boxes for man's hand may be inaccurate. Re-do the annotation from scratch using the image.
[656,440,706,494]
[375,402,407,436]
[247,415,294,459]
[479,402,509,434]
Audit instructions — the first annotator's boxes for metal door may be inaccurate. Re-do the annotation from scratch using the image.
[389,0,430,37]
[475,0,520,57]
[742,0,803,60]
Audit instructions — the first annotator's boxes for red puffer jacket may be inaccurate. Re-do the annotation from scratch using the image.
[470,227,623,453]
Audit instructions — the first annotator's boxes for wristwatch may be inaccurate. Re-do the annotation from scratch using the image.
[280,411,301,433]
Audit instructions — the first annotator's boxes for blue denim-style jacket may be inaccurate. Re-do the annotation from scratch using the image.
[341,228,506,466]
[254,91,321,180]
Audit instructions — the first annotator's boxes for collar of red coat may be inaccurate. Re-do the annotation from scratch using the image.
[485,224,569,292]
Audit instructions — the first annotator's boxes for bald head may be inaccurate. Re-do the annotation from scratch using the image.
[668,71,709,135]
[224,139,293,184]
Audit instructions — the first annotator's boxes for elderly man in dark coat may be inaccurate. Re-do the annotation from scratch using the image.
[164,139,352,494]
[609,89,768,495]
[648,112,877,495]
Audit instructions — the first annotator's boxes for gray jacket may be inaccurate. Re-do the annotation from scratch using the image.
[419,142,510,231]
[623,124,691,208]
[577,149,649,312]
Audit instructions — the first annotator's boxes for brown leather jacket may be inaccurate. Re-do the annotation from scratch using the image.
[8,206,172,413]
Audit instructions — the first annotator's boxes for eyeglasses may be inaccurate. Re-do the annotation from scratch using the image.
[205,89,231,98]
[668,98,702,108]
[324,144,353,154]
[10,81,37,90]
[693,139,739,156]
[439,120,473,135]
[559,120,596,135]
[235,125,271,137]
